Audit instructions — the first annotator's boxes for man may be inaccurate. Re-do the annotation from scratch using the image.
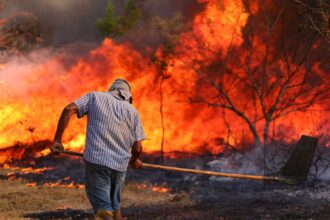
[50,78,146,220]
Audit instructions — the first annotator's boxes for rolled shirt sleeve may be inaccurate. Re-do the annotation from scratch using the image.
[134,113,146,141]
[73,93,90,118]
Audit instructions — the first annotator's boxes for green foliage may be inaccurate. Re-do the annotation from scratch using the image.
[152,12,186,56]
[96,0,140,38]
[150,12,187,77]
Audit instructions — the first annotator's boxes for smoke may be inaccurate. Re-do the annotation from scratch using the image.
[0,41,99,107]
[1,0,108,45]
[123,0,204,51]
[1,0,203,48]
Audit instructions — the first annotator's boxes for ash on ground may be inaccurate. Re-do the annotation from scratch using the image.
[2,149,330,219]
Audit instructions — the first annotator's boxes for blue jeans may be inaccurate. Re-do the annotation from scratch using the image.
[84,160,126,213]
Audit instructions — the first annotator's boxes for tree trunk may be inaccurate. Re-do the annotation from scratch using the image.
[253,133,262,147]
[263,119,271,146]
[245,121,262,147]
[159,78,165,165]
[262,119,271,189]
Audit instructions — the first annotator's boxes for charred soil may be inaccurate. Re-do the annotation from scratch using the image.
[1,155,330,220]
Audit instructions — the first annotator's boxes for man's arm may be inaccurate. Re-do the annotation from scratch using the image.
[129,141,143,169]
[50,103,78,154]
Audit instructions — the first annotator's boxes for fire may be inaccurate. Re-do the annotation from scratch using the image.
[26,182,37,187]
[193,0,249,55]
[25,181,84,188]
[43,182,84,189]
[3,166,85,188]
[4,166,55,180]
[151,186,170,193]
[20,167,55,174]
[137,183,148,190]
[137,183,170,193]
[0,0,329,163]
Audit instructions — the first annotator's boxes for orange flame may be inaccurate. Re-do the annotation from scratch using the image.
[26,182,37,187]
[151,186,170,193]
[136,183,170,193]
[0,0,328,164]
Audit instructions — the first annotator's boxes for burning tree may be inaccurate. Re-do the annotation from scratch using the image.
[0,0,328,163]
[150,13,187,163]
[0,1,48,54]
[176,0,329,148]
[295,0,330,43]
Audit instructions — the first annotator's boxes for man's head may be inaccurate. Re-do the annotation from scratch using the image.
[109,78,133,103]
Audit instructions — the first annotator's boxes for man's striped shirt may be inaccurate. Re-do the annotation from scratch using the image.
[74,92,146,172]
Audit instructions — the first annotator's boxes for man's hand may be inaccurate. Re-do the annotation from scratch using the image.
[50,141,64,155]
[130,141,142,169]
[129,158,142,169]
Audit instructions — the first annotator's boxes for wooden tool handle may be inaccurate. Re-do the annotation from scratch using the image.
[62,150,83,157]
[142,163,277,181]
[61,150,276,181]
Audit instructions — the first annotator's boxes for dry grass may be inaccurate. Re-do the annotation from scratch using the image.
[0,168,192,220]
[0,179,90,219]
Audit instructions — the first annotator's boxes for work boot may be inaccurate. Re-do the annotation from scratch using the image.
[95,210,114,220]
[114,209,123,220]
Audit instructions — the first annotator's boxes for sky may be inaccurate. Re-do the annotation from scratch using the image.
[1,0,202,46]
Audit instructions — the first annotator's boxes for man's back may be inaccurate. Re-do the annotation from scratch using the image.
[50,79,145,219]
[74,91,145,171]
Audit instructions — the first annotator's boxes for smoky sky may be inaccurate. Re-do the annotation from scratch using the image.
[1,0,203,47]
[2,0,108,45]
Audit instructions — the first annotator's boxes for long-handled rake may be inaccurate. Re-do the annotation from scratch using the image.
[61,135,318,185]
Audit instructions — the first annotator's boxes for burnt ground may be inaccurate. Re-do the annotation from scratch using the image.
[126,183,330,220]
[123,171,330,220]
[1,153,330,220]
